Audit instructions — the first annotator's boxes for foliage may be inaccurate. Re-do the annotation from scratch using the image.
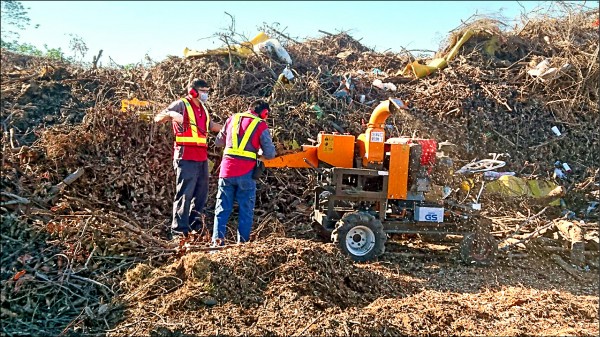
[0,1,82,62]
[0,40,70,61]
[67,33,88,61]
[0,0,37,41]
[44,44,70,61]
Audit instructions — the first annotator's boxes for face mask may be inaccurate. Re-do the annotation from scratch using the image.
[199,92,209,102]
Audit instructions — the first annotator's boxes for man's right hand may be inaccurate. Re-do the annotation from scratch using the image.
[154,111,170,123]
[154,111,183,124]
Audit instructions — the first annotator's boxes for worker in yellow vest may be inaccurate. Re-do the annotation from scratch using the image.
[212,100,276,246]
[155,78,222,239]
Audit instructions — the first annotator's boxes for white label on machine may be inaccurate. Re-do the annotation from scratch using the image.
[370,131,384,143]
[415,206,444,223]
[378,171,389,176]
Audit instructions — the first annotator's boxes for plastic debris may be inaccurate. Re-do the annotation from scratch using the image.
[372,68,385,76]
[276,65,295,89]
[184,32,270,59]
[121,97,150,112]
[483,171,516,180]
[311,104,324,119]
[484,175,563,206]
[527,58,571,81]
[554,167,566,179]
[382,82,397,91]
[253,38,292,64]
[561,209,576,219]
[333,74,355,103]
[372,79,384,89]
[586,201,599,216]
[551,126,562,136]
[554,160,572,177]
[371,79,397,91]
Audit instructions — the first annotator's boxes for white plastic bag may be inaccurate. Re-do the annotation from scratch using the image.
[372,79,384,89]
[282,67,294,80]
[383,82,397,91]
[253,38,292,64]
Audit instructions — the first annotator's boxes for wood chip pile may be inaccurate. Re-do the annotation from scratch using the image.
[1,8,598,337]
[112,238,598,336]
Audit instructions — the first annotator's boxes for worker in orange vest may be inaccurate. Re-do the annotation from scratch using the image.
[155,78,222,239]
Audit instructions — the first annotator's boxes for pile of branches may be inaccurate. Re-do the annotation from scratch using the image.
[1,5,598,336]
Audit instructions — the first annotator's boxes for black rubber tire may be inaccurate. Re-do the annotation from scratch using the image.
[331,212,386,262]
[460,232,498,266]
[419,233,447,242]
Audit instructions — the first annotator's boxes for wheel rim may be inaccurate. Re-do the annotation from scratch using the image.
[344,225,376,256]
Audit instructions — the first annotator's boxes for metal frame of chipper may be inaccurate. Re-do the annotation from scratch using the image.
[263,98,499,264]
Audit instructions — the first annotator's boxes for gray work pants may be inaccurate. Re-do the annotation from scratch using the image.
[171,159,209,234]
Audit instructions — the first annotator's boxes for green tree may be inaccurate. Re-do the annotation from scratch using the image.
[1,1,69,61]
[14,42,42,56]
[44,44,69,61]
[0,0,37,43]
[67,33,88,61]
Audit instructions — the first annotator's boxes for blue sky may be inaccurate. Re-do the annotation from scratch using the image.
[10,1,589,65]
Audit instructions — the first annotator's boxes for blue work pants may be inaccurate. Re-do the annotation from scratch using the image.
[212,171,256,244]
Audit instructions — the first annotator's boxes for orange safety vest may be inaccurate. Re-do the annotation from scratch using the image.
[174,98,210,146]
[224,112,262,159]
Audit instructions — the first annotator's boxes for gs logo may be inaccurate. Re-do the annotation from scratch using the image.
[425,213,438,221]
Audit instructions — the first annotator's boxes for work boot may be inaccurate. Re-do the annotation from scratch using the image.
[209,238,225,255]
[170,229,189,245]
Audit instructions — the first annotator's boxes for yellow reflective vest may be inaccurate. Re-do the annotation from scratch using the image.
[174,98,210,146]
[224,112,262,159]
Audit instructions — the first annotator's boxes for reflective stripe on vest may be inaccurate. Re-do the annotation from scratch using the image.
[175,98,210,146]
[223,112,262,159]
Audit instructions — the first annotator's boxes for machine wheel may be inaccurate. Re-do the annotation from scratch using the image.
[331,212,386,262]
[460,232,498,266]
[419,233,447,242]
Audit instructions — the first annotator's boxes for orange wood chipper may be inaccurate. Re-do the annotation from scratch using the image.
[263,98,500,264]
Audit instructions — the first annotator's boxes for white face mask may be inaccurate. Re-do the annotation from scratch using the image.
[199,92,209,102]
